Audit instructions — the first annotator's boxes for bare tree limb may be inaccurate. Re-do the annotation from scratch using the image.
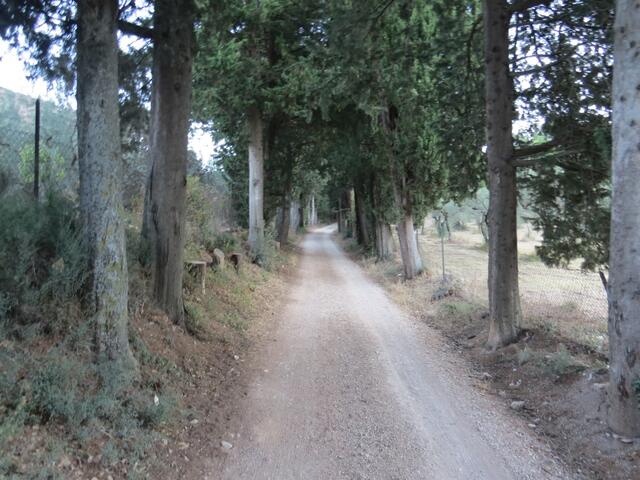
[118,20,154,39]
[512,140,559,161]
[508,0,552,14]
[514,61,558,77]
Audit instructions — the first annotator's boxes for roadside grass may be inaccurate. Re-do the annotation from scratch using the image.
[347,222,607,358]
[416,224,608,349]
[1,218,292,479]
[0,328,178,479]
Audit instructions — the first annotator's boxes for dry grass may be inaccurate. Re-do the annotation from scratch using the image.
[365,223,608,352]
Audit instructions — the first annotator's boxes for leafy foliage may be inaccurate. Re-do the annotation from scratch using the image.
[513,0,614,269]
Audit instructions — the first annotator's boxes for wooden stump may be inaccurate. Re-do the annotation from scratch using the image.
[212,248,225,270]
[186,260,207,294]
[228,252,243,273]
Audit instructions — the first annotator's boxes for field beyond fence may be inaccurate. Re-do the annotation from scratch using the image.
[418,223,609,352]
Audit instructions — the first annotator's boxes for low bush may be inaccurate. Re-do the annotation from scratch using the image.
[0,191,86,329]
[516,347,534,365]
[206,231,240,254]
[184,301,208,339]
[543,344,586,376]
[452,220,468,231]
[29,355,92,428]
[0,342,178,478]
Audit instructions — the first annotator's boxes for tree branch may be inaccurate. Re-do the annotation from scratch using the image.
[466,14,483,77]
[514,61,558,77]
[508,0,551,14]
[512,140,559,164]
[118,20,154,39]
[372,0,396,23]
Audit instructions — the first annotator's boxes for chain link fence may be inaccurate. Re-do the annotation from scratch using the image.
[0,96,78,198]
[419,218,608,349]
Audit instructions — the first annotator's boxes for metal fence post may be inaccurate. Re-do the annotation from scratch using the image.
[34,98,40,200]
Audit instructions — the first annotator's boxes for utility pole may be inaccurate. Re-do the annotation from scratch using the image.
[34,98,40,200]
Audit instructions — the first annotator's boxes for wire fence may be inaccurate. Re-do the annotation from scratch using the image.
[419,220,609,349]
[0,97,78,198]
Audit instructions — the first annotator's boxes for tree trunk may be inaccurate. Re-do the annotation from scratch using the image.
[484,0,521,349]
[312,195,317,225]
[247,107,265,262]
[278,181,291,244]
[371,175,392,261]
[607,0,640,436]
[396,212,422,280]
[308,194,317,226]
[142,0,193,326]
[384,104,422,279]
[390,163,423,279]
[375,220,393,261]
[77,0,136,372]
[289,200,300,237]
[298,193,305,232]
[278,203,290,244]
[354,182,371,248]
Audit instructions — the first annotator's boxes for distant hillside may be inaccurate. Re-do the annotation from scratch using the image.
[0,86,76,149]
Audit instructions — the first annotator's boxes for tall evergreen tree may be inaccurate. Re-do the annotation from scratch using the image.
[482,0,613,348]
[194,0,326,261]
[142,0,194,326]
[76,0,136,371]
[483,0,522,348]
[607,0,640,436]
[321,0,484,279]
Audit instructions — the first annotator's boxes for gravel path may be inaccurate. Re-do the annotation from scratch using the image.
[212,226,572,480]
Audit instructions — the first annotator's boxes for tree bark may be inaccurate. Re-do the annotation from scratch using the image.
[375,220,393,261]
[607,0,640,436]
[371,176,392,261]
[143,0,193,326]
[396,212,422,280]
[278,203,290,244]
[77,0,136,371]
[354,181,372,248]
[382,100,423,279]
[390,162,423,279]
[308,194,317,226]
[247,107,265,262]
[278,179,291,244]
[483,0,521,349]
[298,192,305,232]
[289,199,300,237]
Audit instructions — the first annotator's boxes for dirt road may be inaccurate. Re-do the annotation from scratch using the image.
[212,226,572,480]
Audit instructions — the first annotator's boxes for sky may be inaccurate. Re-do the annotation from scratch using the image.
[0,41,58,102]
[0,32,538,159]
[0,39,217,164]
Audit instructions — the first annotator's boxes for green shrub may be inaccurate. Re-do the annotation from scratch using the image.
[0,191,86,327]
[544,344,586,376]
[206,231,240,253]
[130,389,175,428]
[440,299,477,317]
[516,347,533,365]
[184,302,208,339]
[29,355,92,428]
